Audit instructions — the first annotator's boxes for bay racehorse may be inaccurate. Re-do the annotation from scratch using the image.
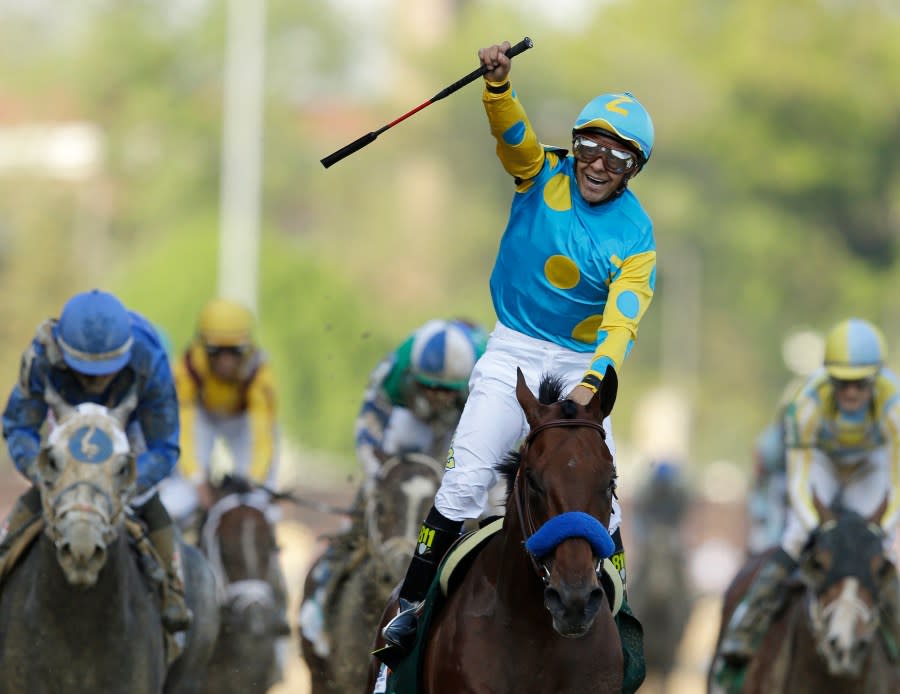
[0,387,219,694]
[301,452,444,694]
[368,367,624,693]
[710,496,900,694]
[200,476,289,693]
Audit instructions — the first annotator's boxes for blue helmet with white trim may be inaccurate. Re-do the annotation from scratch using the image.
[55,290,133,376]
[410,319,480,391]
[573,92,654,164]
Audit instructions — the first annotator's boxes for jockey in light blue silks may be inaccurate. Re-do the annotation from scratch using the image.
[376,40,656,684]
[0,289,192,634]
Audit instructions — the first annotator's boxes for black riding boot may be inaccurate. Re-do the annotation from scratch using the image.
[376,506,462,667]
[139,493,194,634]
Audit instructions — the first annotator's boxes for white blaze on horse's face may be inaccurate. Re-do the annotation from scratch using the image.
[809,576,879,677]
[38,403,135,588]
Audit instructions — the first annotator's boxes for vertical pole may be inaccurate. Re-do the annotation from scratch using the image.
[218,0,266,313]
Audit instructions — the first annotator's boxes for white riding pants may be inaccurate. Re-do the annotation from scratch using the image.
[782,445,896,560]
[434,322,620,534]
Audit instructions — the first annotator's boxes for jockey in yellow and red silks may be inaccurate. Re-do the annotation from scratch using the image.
[162,298,278,524]
[718,318,900,675]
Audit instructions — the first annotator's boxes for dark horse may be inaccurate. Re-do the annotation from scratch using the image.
[301,452,444,694]
[368,367,624,693]
[709,497,900,694]
[199,476,287,694]
[0,390,219,694]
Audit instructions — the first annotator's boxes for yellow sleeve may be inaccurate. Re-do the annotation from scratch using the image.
[482,80,546,181]
[881,399,900,530]
[583,250,656,383]
[246,363,277,484]
[172,352,201,482]
[784,395,821,530]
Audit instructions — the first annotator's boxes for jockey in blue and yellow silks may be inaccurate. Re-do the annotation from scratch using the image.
[377,40,656,673]
[0,289,191,634]
[717,318,900,684]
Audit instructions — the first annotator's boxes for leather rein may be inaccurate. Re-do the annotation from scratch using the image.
[514,418,608,585]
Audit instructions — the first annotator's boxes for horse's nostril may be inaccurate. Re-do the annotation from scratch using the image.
[545,587,563,613]
[91,546,105,563]
[59,542,72,559]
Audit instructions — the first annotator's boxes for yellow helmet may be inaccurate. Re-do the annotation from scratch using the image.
[823,318,887,380]
[197,298,254,347]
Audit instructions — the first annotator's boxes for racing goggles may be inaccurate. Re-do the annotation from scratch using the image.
[205,344,250,358]
[572,135,636,174]
[830,376,876,392]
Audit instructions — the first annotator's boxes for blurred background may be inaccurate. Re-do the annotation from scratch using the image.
[1,0,898,691]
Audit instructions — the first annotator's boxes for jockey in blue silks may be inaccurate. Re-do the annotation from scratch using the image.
[0,289,191,634]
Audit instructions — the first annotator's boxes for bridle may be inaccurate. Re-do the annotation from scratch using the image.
[514,418,608,585]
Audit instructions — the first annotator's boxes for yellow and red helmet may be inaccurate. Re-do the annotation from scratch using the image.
[197,298,254,348]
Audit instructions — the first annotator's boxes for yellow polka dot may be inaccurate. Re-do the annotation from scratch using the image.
[545,255,580,289]
[572,314,605,343]
[543,173,571,211]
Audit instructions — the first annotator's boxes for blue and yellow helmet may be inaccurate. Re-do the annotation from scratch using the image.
[55,289,133,376]
[410,319,481,391]
[823,318,887,380]
[573,92,654,164]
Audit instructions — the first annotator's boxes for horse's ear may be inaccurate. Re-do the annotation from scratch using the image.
[36,445,62,487]
[588,366,617,420]
[868,494,889,526]
[515,367,541,427]
[110,387,138,427]
[44,382,74,422]
[813,493,833,523]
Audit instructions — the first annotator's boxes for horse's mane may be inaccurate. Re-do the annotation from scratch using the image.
[217,475,257,497]
[495,373,576,500]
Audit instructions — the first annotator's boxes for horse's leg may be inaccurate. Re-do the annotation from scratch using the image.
[164,542,220,694]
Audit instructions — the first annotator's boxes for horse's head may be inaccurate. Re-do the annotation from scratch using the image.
[366,452,444,578]
[202,487,282,637]
[801,495,895,677]
[35,385,137,588]
[499,367,618,638]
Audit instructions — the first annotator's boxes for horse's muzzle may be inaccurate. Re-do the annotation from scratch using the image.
[55,514,111,587]
[544,579,604,637]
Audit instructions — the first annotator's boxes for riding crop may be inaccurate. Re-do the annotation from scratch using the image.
[320,36,534,168]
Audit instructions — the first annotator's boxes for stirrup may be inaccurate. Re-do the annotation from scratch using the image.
[374,599,420,668]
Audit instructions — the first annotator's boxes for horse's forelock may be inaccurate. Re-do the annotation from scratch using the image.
[538,374,566,405]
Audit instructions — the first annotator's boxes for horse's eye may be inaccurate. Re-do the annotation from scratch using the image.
[606,477,618,499]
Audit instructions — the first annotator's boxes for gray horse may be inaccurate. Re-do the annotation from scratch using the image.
[0,390,219,694]
[300,452,445,694]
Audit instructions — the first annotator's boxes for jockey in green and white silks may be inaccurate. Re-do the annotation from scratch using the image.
[377,40,656,669]
[718,318,900,680]
[355,319,487,492]
[298,318,485,658]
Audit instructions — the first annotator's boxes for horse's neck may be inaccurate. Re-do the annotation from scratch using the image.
[31,531,135,620]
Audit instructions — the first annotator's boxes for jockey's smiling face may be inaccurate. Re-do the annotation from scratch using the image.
[572,133,635,204]
[832,377,875,413]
